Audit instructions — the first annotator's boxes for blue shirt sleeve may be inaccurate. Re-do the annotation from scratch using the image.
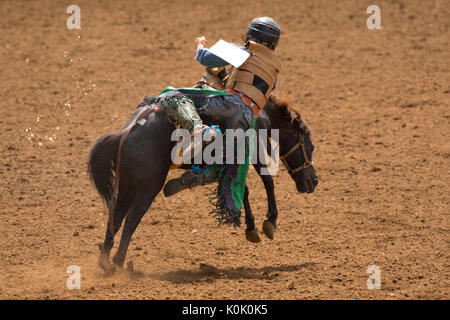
[195,43,247,68]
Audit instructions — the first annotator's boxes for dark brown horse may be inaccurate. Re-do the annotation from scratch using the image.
[88,94,317,273]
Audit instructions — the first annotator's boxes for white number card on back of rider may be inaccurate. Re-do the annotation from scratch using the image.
[208,39,251,68]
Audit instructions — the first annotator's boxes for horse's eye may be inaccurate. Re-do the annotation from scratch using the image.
[311,143,315,151]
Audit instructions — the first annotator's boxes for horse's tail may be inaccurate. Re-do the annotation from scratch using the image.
[87,131,122,204]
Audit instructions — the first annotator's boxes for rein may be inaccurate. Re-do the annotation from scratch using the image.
[279,132,313,175]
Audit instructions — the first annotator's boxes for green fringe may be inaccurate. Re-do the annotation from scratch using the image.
[207,119,257,227]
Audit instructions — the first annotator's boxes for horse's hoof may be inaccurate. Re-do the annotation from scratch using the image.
[97,244,113,275]
[127,261,136,280]
[245,228,262,243]
[262,220,276,240]
[111,256,125,273]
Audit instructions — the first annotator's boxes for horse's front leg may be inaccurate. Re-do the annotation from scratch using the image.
[253,163,278,240]
[243,185,261,243]
[260,174,278,240]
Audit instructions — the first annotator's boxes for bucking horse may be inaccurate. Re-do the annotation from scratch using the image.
[88,91,317,274]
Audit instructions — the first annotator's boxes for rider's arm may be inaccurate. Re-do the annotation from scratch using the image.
[195,43,247,68]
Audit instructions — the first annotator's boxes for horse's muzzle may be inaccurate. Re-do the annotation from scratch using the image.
[307,176,318,193]
[296,167,318,193]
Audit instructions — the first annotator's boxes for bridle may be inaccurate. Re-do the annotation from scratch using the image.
[280,131,314,175]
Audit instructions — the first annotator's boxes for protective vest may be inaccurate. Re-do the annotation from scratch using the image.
[226,41,280,108]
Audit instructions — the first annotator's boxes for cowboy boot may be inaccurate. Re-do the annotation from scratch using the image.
[164,170,198,197]
[163,166,220,197]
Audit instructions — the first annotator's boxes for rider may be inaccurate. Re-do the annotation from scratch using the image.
[164,17,281,225]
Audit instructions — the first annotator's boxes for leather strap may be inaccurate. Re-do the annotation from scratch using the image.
[226,89,260,118]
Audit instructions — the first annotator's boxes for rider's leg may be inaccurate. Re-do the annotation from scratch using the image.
[198,94,253,131]
[165,96,204,133]
[161,94,222,197]
[164,96,220,159]
[163,92,260,224]
[163,94,253,199]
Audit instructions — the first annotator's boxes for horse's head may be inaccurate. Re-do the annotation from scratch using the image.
[263,95,318,193]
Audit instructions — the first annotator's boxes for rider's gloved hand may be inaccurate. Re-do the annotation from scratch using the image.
[202,125,221,141]
[195,36,208,49]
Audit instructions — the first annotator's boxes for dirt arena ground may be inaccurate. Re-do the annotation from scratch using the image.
[0,0,448,300]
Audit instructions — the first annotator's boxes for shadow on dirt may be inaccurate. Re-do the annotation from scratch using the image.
[149,262,318,284]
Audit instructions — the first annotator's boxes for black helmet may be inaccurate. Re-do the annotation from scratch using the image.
[245,17,281,49]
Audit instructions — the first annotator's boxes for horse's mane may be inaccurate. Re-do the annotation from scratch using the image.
[268,94,302,124]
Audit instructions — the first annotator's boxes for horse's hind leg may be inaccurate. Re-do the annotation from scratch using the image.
[244,186,261,243]
[112,184,162,269]
[98,183,135,273]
